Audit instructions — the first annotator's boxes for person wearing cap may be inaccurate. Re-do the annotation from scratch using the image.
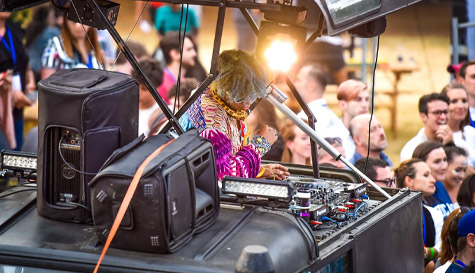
[448,63,464,83]
[445,210,475,273]
[179,49,289,181]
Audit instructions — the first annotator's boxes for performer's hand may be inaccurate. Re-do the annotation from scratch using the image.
[256,125,278,145]
[260,163,290,180]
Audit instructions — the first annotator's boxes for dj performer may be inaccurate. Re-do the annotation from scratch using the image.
[180,49,289,181]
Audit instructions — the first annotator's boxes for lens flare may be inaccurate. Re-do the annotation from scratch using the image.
[264,40,297,72]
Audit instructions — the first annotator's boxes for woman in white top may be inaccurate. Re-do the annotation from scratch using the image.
[441,83,475,167]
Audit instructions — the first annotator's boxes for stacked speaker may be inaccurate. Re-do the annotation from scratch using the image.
[37,69,139,223]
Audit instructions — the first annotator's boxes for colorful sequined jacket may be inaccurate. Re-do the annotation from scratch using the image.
[179,89,271,180]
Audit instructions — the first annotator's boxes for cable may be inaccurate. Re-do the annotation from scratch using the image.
[363,36,380,175]
[58,136,97,176]
[173,4,190,114]
[109,1,149,71]
[0,188,37,199]
[67,201,91,211]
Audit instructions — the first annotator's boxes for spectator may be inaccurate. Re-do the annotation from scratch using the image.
[156,32,196,105]
[329,79,369,160]
[394,158,444,265]
[433,209,462,273]
[280,119,311,165]
[167,77,197,110]
[441,83,475,167]
[354,157,396,188]
[459,61,475,124]
[413,141,455,219]
[41,14,105,79]
[445,210,475,273]
[349,114,392,166]
[24,5,62,83]
[317,137,346,169]
[400,93,452,162]
[457,174,475,209]
[0,70,14,150]
[154,4,199,41]
[147,77,198,137]
[1,12,35,150]
[111,40,148,75]
[131,58,163,136]
[294,64,341,133]
[247,99,284,162]
[444,145,468,204]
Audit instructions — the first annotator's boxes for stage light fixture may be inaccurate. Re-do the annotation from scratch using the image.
[1,150,37,170]
[222,176,292,200]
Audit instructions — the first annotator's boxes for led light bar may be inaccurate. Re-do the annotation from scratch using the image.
[222,176,292,201]
[1,150,37,170]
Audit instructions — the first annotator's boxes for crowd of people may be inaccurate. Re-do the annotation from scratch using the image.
[2,4,475,272]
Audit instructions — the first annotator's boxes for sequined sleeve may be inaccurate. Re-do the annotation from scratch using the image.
[201,128,261,180]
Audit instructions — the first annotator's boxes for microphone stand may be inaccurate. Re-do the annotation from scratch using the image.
[265,84,392,199]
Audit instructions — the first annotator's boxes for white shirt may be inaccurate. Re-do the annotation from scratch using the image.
[453,125,475,167]
[470,106,475,122]
[138,104,159,136]
[298,99,355,160]
[298,98,341,132]
[400,128,429,162]
[424,204,444,252]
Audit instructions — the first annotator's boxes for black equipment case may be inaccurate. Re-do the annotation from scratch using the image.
[89,129,219,253]
[37,69,139,223]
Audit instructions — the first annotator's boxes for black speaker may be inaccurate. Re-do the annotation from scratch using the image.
[37,69,139,223]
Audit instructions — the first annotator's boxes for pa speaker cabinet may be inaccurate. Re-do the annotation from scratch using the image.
[37,69,138,223]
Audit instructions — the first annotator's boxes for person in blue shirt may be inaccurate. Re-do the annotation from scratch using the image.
[445,210,475,273]
[348,113,392,167]
[413,141,457,220]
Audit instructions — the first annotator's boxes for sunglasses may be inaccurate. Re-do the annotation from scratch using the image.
[428,110,449,116]
[372,177,396,188]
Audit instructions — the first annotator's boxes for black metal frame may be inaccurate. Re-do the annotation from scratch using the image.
[90,0,327,177]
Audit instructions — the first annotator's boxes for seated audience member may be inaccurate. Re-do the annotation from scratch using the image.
[280,119,311,165]
[457,174,475,209]
[445,210,475,273]
[400,93,451,162]
[413,141,454,219]
[459,61,475,125]
[349,114,392,166]
[248,100,284,161]
[394,159,444,265]
[354,157,395,188]
[329,79,370,160]
[441,83,475,167]
[131,58,163,136]
[294,64,340,132]
[111,40,149,75]
[148,78,198,136]
[167,77,197,110]
[433,209,463,273]
[444,145,469,204]
[179,50,289,181]
[157,32,197,105]
[317,137,346,169]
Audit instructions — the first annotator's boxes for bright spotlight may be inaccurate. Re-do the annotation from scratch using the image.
[264,40,297,72]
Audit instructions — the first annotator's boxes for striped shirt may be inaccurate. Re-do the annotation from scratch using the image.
[41,35,102,70]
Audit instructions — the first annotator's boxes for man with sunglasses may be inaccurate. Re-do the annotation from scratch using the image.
[354,157,396,188]
[400,93,452,162]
